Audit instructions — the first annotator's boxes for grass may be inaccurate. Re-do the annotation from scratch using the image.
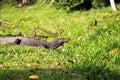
[0,2,120,80]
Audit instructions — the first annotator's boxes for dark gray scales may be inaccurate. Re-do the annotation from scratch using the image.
[0,37,69,49]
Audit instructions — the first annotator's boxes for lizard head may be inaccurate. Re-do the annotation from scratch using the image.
[57,38,70,43]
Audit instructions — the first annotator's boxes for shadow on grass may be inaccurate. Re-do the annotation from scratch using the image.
[0,68,82,80]
[73,66,120,80]
[0,66,120,80]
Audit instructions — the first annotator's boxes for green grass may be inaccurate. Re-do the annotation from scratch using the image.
[0,3,120,80]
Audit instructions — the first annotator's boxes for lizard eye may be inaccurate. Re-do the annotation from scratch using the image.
[59,39,62,42]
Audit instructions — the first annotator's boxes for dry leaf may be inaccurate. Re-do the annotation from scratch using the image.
[109,48,119,54]
[28,75,39,80]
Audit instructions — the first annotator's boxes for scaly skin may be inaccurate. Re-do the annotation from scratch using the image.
[0,37,69,49]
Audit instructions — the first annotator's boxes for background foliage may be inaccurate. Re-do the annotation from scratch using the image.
[1,0,118,10]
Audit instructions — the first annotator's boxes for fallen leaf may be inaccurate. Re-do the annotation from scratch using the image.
[28,75,39,80]
[109,48,119,54]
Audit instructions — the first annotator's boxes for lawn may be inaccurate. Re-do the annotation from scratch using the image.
[0,2,120,80]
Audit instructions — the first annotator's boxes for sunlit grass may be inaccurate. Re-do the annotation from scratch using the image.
[0,3,120,80]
